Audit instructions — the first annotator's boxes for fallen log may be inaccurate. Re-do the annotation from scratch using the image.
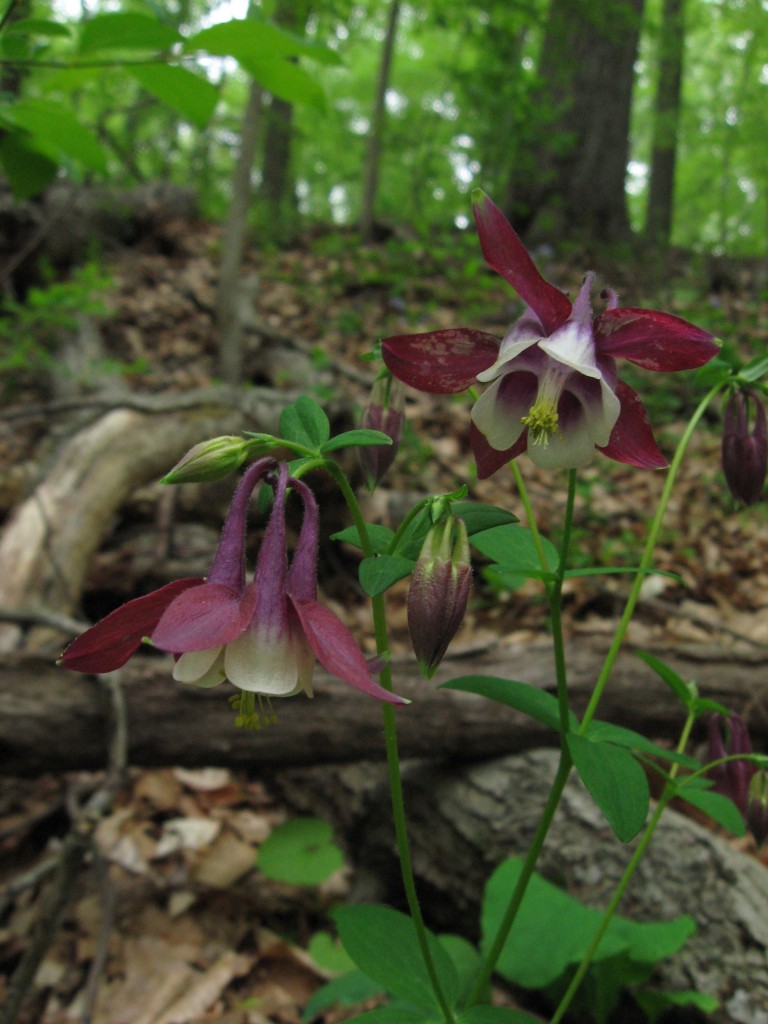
[1,640,766,774]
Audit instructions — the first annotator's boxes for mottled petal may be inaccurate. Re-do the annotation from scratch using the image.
[382,329,500,394]
[290,596,407,704]
[594,308,718,370]
[470,421,527,479]
[173,647,226,687]
[224,623,303,695]
[152,583,257,652]
[472,190,572,335]
[598,380,668,469]
[59,577,204,673]
[471,371,537,450]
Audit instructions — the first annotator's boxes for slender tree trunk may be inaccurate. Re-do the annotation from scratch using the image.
[360,0,401,242]
[644,0,686,247]
[508,0,644,243]
[216,79,264,386]
[258,0,310,241]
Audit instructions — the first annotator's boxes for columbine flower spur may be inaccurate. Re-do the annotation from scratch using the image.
[382,190,718,476]
[60,458,406,712]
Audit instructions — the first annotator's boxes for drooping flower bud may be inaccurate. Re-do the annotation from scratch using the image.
[747,771,768,848]
[359,374,405,489]
[721,389,767,505]
[163,436,250,484]
[407,515,472,679]
[708,712,755,815]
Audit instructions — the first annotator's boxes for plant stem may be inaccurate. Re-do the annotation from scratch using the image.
[328,460,457,1023]
[579,381,725,734]
[511,460,554,574]
[465,752,573,1006]
[466,470,578,1005]
[549,709,697,1024]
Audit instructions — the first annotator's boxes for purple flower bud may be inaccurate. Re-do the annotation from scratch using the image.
[359,375,405,488]
[722,389,767,505]
[708,713,755,815]
[747,771,768,848]
[407,516,472,679]
[163,436,250,484]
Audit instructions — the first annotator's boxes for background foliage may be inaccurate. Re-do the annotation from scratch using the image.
[1,0,766,254]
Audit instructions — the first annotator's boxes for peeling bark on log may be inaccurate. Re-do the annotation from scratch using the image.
[1,642,767,774]
[272,750,768,1024]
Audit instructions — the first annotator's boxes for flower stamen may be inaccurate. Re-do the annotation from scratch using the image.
[520,363,567,446]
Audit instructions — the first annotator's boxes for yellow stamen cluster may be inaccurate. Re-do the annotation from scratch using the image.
[521,401,561,446]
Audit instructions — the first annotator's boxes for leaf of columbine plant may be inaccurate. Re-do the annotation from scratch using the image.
[566,734,649,842]
[333,904,459,1017]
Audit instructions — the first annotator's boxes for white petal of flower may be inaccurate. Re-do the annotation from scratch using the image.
[472,373,536,450]
[568,375,622,447]
[540,321,601,379]
[527,413,596,469]
[173,647,225,687]
[224,625,301,695]
[477,322,541,382]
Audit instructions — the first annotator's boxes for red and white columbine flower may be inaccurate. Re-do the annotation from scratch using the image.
[382,191,719,477]
[60,457,404,708]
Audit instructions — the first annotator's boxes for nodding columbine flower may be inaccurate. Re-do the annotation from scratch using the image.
[359,373,405,489]
[382,191,718,477]
[708,712,755,816]
[721,388,767,505]
[407,515,472,679]
[60,458,406,720]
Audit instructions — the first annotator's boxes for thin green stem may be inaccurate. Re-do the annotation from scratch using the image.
[467,471,578,1005]
[549,710,697,1024]
[579,382,725,734]
[327,459,456,1024]
[551,470,577,734]
[511,460,553,575]
[466,752,573,1006]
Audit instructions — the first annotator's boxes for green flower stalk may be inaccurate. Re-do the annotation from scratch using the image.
[407,515,472,678]
[747,771,768,848]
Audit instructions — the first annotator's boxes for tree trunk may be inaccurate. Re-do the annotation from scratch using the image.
[644,0,686,247]
[508,0,644,243]
[216,79,264,386]
[257,0,310,242]
[360,0,401,242]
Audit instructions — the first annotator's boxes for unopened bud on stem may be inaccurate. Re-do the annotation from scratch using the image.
[407,516,472,678]
[163,436,250,484]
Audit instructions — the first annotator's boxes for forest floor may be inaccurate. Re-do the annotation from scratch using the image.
[2,214,768,1023]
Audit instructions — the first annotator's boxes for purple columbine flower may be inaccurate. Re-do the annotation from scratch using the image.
[721,388,767,505]
[382,191,719,477]
[359,373,405,489]
[708,712,755,816]
[60,458,405,708]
